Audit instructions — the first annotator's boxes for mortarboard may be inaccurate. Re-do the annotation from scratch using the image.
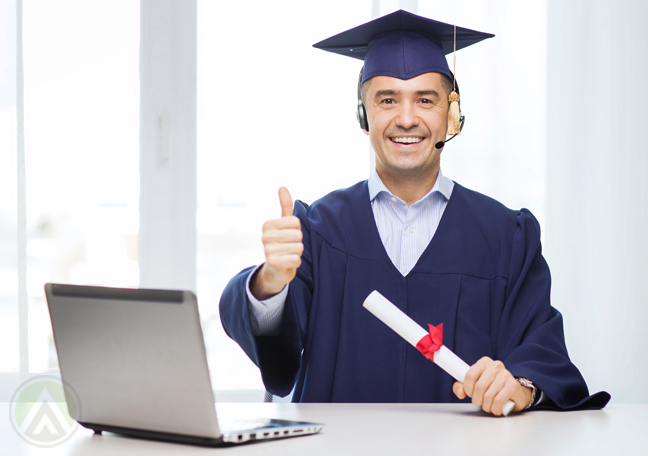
[313,10,494,135]
[312,9,494,84]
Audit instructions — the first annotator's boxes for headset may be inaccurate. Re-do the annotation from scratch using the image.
[356,66,465,148]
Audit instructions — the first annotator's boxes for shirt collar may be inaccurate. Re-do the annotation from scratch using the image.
[368,168,453,203]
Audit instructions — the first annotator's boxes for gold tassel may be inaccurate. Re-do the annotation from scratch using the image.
[447,91,461,135]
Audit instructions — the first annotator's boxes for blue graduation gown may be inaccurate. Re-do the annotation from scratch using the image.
[219,181,610,409]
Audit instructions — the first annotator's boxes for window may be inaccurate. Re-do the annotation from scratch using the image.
[0,1,140,389]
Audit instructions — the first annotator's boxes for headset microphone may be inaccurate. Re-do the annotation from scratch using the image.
[434,113,466,149]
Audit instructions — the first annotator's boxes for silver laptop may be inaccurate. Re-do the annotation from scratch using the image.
[44,283,323,446]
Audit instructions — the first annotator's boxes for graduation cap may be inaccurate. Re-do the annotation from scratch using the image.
[313,10,494,134]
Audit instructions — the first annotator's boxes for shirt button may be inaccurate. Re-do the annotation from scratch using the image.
[391,197,396,202]
[408,227,414,234]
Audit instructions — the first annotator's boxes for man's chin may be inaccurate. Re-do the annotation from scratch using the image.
[379,161,439,178]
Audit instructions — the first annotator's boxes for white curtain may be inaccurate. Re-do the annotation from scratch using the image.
[545,0,648,402]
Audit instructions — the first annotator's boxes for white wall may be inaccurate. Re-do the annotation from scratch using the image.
[545,0,648,402]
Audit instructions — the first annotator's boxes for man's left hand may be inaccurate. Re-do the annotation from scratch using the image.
[452,356,532,416]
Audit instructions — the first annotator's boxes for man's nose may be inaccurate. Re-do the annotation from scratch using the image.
[395,102,419,129]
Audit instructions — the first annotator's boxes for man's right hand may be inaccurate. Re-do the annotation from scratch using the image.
[250,187,304,301]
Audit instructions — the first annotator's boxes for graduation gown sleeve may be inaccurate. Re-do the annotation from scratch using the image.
[494,209,610,410]
[219,200,312,398]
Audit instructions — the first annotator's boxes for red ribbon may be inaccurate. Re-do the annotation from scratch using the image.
[415,323,443,362]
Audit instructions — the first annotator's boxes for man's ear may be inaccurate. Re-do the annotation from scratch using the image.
[363,129,369,135]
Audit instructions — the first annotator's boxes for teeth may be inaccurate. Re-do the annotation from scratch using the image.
[392,137,423,144]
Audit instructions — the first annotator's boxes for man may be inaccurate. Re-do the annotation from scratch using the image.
[219,10,609,415]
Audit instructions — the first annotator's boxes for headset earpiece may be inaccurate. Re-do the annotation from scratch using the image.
[357,101,369,132]
[357,67,369,131]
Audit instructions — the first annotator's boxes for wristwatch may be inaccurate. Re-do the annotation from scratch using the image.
[515,377,537,410]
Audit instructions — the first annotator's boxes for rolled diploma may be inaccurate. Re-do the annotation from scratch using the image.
[363,290,514,416]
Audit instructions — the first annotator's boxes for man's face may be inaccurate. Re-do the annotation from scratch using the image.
[363,72,449,181]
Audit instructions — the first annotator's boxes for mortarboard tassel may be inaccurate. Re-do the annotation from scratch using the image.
[447,26,461,136]
[447,91,461,135]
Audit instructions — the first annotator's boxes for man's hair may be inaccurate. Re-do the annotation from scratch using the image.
[360,72,454,105]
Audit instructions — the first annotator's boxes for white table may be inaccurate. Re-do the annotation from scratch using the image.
[2,402,646,455]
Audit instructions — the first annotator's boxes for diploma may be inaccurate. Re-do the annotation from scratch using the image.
[363,290,515,417]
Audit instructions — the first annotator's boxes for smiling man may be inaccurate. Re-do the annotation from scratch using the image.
[365,73,449,206]
[219,10,609,415]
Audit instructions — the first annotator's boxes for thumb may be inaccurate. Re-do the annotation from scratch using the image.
[453,382,467,400]
[278,187,293,218]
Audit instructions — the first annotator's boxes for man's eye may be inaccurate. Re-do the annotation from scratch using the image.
[420,99,432,104]
[381,98,394,104]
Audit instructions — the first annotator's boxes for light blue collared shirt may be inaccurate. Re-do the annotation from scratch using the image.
[368,167,454,276]
[246,169,454,336]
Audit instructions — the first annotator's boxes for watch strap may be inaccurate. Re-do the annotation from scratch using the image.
[515,377,537,410]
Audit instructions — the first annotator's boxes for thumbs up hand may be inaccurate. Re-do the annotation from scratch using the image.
[250,187,304,300]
